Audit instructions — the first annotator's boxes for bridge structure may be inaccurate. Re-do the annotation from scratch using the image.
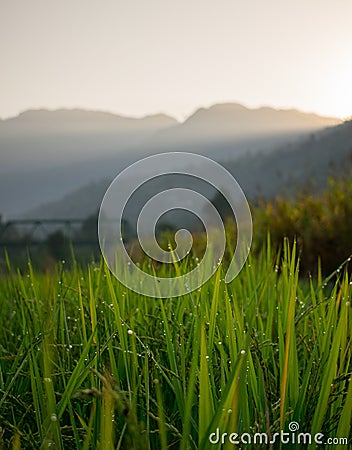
[0,219,96,248]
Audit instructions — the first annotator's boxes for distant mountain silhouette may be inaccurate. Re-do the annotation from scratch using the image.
[0,108,178,171]
[0,104,342,217]
[153,103,341,144]
[0,109,178,216]
[4,109,177,134]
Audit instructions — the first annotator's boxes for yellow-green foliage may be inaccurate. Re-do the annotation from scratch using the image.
[255,176,352,274]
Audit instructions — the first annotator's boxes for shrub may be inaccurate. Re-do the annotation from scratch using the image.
[254,175,352,274]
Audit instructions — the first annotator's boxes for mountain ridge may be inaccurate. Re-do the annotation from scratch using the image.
[0,102,347,218]
[1,103,341,127]
[1,108,178,124]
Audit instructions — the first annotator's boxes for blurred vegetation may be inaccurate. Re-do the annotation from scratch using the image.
[254,175,352,275]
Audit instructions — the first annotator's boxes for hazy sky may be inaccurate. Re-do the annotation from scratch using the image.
[1,0,351,121]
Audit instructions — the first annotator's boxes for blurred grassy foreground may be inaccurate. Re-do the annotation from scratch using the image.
[0,236,351,449]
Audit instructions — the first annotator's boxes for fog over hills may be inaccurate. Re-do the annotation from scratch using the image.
[0,103,342,218]
[226,119,352,199]
[23,119,352,228]
[0,108,178,171]
[0,109,178,217]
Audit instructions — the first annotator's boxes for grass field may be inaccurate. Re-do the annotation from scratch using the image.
[0,239,351,449]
